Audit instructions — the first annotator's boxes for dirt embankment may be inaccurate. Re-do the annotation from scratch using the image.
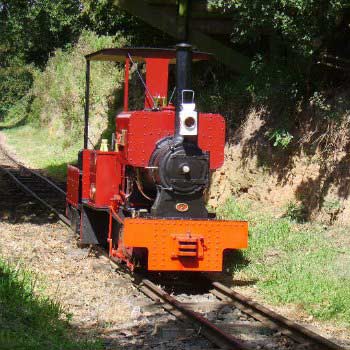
[209,105,350,225]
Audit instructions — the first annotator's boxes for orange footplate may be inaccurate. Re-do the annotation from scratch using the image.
[123,218,248,271]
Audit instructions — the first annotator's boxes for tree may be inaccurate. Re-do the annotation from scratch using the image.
[0,0,81,67]
[208,0,350,62]
[79,0,171,46]
[0,0,82,116]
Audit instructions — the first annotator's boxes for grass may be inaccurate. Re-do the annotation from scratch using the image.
[2,125,81,180]
[0,258,102,350]
[218,198,350,325]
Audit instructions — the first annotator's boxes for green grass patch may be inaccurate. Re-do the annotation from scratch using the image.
[0,258,102,350]
[219,198,350,325]
[2,125,81,181]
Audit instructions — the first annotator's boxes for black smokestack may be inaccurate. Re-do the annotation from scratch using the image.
[175,43,192,135]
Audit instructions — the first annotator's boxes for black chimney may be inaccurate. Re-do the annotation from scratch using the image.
[175,43,192,135]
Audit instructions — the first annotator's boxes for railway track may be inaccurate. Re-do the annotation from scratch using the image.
[141,279,345,349]
[0,147,69,225]
[0,145,345,350]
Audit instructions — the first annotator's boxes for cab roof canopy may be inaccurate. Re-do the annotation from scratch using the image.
[85,47,212,63]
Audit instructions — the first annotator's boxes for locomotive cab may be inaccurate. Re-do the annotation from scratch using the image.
[66,44,248,272]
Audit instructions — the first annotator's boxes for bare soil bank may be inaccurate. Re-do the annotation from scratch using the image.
[209,107,350,225]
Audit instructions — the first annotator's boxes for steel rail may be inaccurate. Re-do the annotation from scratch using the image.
[141,279,252,350]
[1,148,66,196]
[0,166,70,227]
[212,282,344,350]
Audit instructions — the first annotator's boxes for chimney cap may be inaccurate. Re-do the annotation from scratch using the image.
[176,43,192,51]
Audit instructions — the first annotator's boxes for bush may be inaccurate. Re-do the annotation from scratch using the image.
[0,65,33,119]
[3,94,32,125]
[26,31,126,146]
[268,129,294,149]
[193,55,303,130]
[283,200,306,222]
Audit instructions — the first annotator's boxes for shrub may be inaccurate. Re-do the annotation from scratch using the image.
[27,31,126,146]
[268,129,294,149]
[3,94,32,125]
[0,65,33,119]
[283,200,306,222]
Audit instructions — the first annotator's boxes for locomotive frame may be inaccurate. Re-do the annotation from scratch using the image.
[66,44,248,272]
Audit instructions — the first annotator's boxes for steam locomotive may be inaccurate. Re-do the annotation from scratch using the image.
[66,44,248,272]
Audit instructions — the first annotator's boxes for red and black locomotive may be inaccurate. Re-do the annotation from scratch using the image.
[66,43,248,272]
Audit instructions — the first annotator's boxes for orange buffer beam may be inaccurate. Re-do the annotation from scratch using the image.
[123,218,248,271]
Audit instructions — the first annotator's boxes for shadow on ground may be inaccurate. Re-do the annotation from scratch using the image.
[0,168,60,225]
[0,261,101,350]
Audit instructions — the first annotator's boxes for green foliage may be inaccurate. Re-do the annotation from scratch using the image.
[0,0,82,120]
[208,0,348,59]
[80,0,172,46]
[194,56,304,130]
[218,197,350,324]
[0,0,81,66]
[2,95,31,126]
[322,198,342,224]
[309,91,349,121]
[283,200,306,222]
[206,0,350,127]
[0,65,34,118]
[26,31,125,146]
[0,258,102,349]
[323,198,342,214]
[81,0,134,36]
[247,54,303,106]
[0,0,168,73]
[0,0,164,121]
[2,30,128,179]
[268,129,294,148]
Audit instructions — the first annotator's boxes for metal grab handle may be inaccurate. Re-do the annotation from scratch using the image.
[181,89,195,104]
